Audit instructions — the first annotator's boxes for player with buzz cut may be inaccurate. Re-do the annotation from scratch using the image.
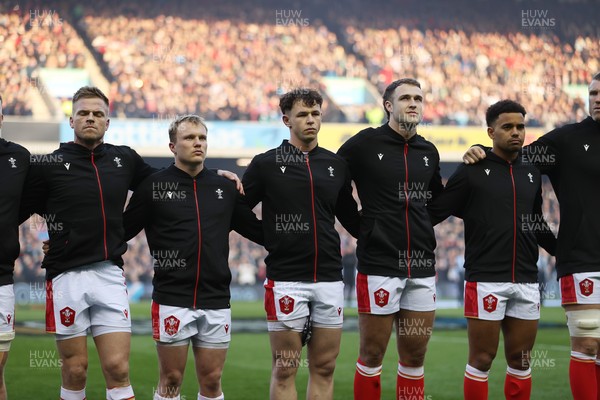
[241,88,360,400]
[123,114,263,400]
[20,86,154,400]
[338,78,443,400]
[0,93,30,400]
[463,72,600,400]
[428,100,556,400]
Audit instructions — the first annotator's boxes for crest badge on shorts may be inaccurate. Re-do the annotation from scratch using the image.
[580,279,594,296]
[483,294,498,312]
[60,307,76,327]
[374,288,389,307]
[279,295,295,314]
[164,315,180,336]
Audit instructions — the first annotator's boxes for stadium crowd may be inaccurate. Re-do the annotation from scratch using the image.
[0,0,598,127]
[0,7,88,115]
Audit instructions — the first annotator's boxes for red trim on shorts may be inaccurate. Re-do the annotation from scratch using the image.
[151,301,160,340]
[264,279,277,321]
[403,143,412,278]
[560,275,577,304]
[306,155,319,282]
[356,272,371,313]
[464,281,479,318]
[91,152,109,260]
[45,280,56,333]
[509,164,516,283]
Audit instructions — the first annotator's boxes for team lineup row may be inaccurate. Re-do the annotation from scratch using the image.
[0,74,599,400]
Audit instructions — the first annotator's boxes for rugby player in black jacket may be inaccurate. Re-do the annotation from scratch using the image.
[242,89,360,400]
[429,100,556,400]
[0,94,30,400]
[337,78,443,400]
[123,115,263,400]
[19,87,147,400]
[463,73,600,400]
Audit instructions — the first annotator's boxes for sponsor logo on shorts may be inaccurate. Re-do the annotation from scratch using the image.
[60,307,76,327]
[123,309,128,319]
[374,288,390,307]
[6,314,11,324]
[279,295,295,314]
[580,279,594,296]
[224,324,230,333]
[164,315,181,336]
[483,294,498,312]
[337,307,342,316]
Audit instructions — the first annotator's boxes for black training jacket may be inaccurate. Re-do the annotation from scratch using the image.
[337,124,443,278]
[477,117,600,278]
[428,151,556,283]
[242,140,360,282]
[0,139,30,285]
[123,165,263,309]
[20,142,155,280]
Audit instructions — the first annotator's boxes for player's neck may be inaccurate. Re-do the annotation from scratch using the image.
[388,121,417,140]
[174,161,204,177]
[289,137,317,152]
[74,138,103,151]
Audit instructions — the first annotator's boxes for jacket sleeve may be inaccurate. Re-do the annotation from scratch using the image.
[523,130,560,175]
[240,156,265,209]
[129,149,159,190]
[427,164,470,225]
[533,185,557,256]
[336,137,356,175]
[19,161,47,224]
[123,178,150,241]
[427,162,444,203]
[335,163,360,238]
[231,193,264,245]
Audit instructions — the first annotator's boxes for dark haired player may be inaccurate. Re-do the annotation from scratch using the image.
[242,88,360,399]
[429,100,556,400]
[464,73,600,400]
[338,78,443,400]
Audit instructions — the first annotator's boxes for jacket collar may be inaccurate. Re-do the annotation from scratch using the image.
[381,123,419,143]
[485,149,522,166]
[167,163,208,180]
[59,142,107,158]
[280,139,321,155]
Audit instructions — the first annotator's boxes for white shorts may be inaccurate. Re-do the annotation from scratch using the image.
[356,273,436,314]
[46,262,131,337]
[151,302,231,348]
[560,272,600,305]
[264,279,344,328]
[0,285,15,347]
[464,281,540,321]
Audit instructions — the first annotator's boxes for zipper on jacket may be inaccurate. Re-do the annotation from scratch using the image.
[509,164,517,283]
[90,152,108,260]
[305,154,318,282]
[192,179,202,308]
[403,143,412,278]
